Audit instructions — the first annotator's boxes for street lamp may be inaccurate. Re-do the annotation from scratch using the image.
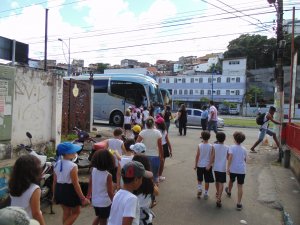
[58,38,71,76]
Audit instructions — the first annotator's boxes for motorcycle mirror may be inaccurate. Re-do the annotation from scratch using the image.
[26,132,32,139]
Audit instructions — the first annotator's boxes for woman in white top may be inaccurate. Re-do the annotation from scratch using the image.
[137,116,163,184]
[9,155,46,225]
[87,150,115,225]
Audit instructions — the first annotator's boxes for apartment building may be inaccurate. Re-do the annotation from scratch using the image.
[157,57,247,109]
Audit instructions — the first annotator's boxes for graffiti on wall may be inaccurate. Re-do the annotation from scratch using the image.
[14,70,53,132]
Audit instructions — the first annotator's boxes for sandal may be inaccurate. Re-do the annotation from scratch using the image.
[250,149,257,153]
[225,187,231,197]
[216,199,222,208]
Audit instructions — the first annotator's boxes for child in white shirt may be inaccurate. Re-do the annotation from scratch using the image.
[87,150,115,225]
[194,131,215,200]
[225,131,247,211]
[213,132,229,208]
[108,161,152,225]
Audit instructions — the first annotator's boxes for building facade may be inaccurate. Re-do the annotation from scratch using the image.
[157,57,247,109]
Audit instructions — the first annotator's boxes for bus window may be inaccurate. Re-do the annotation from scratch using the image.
[110,81,146,107]
[94,80,108,93]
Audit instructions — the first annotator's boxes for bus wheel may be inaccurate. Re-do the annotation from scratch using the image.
[111,111,124,126]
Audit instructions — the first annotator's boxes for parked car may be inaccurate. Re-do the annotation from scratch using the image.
[229,107,239,115]
[219,108,229,115]
[174,108,225,128]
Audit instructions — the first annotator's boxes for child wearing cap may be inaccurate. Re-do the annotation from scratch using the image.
[225,131,247,211]
[108,161,152,225]
[0,206,40,225]
[87,150,115,225]
[131,125,141,142]
[194,131,215,200]
[53,142,90,225]
[9,155,46,225]
[133,155,159,225]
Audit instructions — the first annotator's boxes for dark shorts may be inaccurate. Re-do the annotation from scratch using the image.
[124,124,131,130]
[163,143,170,158]
[214,171,226,183]
[55,183,81,207]
[94,205,111,219]
[230,173,245,185]
[109,167,118,183]
[197,167,214,183]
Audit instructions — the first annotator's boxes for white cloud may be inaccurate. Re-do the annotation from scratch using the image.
[0,0,293,66]
[10,1,19,9]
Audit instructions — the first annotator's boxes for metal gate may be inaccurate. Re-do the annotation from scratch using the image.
[62,79,91,135]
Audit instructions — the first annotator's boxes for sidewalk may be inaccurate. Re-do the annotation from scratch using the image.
[250,145,300,225]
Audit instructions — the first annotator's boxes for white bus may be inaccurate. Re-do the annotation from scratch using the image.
[66,73,164,126]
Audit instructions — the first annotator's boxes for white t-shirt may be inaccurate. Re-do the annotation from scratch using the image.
[213,144,229,172]
[160,130,167,145]
[139,129,162,157]
[120,155,134,169]
[54,159,77,184]
[108,189,140,225]
[124,116,132,125]
[261,112,270,129]
[108,138,124,167]
[142,110,149,121]
[10,183,40,218]
[135,116,142,125]
[91,169,112,207]
[229,144,247,174]
[197,143,213,167]
[209,105,218,121]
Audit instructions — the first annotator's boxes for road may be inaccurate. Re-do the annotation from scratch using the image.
[44,124,300,225]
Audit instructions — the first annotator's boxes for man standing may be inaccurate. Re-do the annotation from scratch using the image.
[208,101,218,134]
[250,106,281,154]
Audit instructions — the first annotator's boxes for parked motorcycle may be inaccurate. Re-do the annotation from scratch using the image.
[72,127,96,169]
[18,132,55,214]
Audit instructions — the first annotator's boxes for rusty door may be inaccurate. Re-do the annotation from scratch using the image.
[62,79,91,135]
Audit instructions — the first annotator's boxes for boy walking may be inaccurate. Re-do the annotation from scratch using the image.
[194,131,215,200]
[108,161,152,225]
[225,132,247,211]
[250,106,281,154]
[213,132,229,208]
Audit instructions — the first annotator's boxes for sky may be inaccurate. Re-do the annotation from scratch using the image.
[0,0,298,66]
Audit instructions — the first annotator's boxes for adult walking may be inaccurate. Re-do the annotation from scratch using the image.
[137,116,163,184]
[201,105,209,130]
[208,100,218,134]
[250,106,282,154]
[177,104,187,136]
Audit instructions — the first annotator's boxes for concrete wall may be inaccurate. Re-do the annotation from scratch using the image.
[11,67,63,147]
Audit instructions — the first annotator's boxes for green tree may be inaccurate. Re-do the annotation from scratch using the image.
[224,34,277,69]
[206,61,222,73]
[96,63,110,73]
[200,97,210,103]
[245,85,263,104]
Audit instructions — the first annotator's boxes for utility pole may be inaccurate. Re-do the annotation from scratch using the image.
[273,0,284,162]
[44,8,49,71]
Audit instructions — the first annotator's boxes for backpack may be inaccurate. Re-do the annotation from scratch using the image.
[256,113,266,125]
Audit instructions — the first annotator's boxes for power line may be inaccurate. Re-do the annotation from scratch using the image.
[45,30,265,58]
[28,9,279,45]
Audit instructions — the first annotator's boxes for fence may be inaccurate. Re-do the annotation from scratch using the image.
[283,123,300,156]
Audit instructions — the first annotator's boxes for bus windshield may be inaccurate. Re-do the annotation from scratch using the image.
[148,83,163,106]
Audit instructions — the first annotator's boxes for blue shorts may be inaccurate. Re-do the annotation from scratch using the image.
[147,156,160,183]
[258,128,275,141]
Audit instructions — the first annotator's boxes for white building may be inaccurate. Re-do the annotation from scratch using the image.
[157,57,247,109]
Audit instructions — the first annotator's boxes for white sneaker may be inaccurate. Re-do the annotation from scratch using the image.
[204,194,209,200]
[159,176,166,182]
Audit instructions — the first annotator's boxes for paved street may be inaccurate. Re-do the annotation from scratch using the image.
[44,124,300,225]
